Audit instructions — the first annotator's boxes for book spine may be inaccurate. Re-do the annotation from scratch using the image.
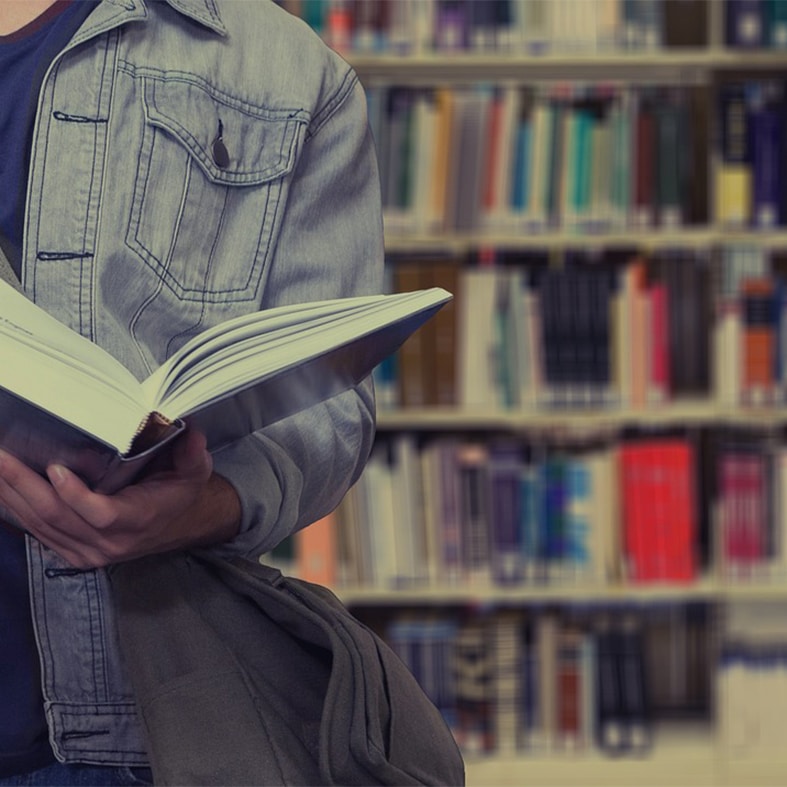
[726,0,766,47]
[716,83,753,227]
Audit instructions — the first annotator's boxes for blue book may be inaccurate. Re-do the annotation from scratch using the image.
[565,457,593,578]
[519,465,541,584]
[488,443,526,584]
[727,0,766,47]
[749,82,784,228]
[511,120,531,212]
[543,456,568,580]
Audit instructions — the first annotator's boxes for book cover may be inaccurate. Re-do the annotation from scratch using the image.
[457,442,491,583]
[453,619,495,754]
[633,89,656,228]
[716,82,753,227]
[749,82,783,228]
[653,89,687,227]
[769,0,787,45]
[618,615,652,753]
[556,628,584,749]
[594,616,626,753]
[742,275,778,405]
[647,280,671,404]
[488,442,527,585]
[393,262,430,408]
[662,0,708,47]
[492,610,525,755]
[621,438,696,582]
[458,266,500,407]
[295,510,337,587]
[0,281,450,493]
[726,0,766,47]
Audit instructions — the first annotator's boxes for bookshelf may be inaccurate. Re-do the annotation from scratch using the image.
[272,1,787,784]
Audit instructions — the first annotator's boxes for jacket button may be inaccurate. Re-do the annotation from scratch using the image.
[212,137,230,169]
[212,119,230,168]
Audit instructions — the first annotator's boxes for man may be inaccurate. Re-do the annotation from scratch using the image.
[0,0,383,782]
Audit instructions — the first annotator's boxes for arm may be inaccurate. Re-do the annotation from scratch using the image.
[210,73,384,557]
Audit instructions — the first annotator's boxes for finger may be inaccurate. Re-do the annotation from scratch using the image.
[46,463,121,530]
[0,471,103,567]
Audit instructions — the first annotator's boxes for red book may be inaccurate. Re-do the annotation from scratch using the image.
[741,454,766,568]
[719,451,767,578]
[556,629,583,749]
[621,439,696,583]
[719,453,744,573]
[634,96,655,227]
[482,90,504,213]
[648,282,670,404]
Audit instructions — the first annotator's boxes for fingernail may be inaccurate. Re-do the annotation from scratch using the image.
[48,464,68,486]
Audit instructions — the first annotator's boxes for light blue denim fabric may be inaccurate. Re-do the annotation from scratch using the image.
[21,0,383,767]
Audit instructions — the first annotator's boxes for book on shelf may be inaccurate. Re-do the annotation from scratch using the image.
[281,0,715,56]
[710,427,787,581]
[364,604,700,761]
[619,436,697,583]
[726,0,767,48]
[0,279,450,493]
[369,82,707,237]
[341,431,626,588]
[716,82,752,228]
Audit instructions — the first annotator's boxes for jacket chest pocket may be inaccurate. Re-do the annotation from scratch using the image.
[127,78,306,303]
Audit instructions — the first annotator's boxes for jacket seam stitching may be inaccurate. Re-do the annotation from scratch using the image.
[307,69,358,141]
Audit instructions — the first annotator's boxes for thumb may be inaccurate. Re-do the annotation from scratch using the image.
[172,428,213,481]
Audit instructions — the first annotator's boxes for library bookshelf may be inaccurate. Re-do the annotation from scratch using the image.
[272,1,787,785]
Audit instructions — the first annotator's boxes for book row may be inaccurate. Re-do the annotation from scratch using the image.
[368,83,707,236]
[332,426,787,589]
[378,245,787,411]
[351,603,711,758]
[275,1,785,56]
[717,79,787,230]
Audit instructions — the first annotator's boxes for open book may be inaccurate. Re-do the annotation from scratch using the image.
[0,280,451,492]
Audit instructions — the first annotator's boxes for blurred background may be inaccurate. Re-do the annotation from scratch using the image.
[268,2,787,784]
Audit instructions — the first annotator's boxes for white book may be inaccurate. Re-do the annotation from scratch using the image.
[0,279,450,492]
[458,269,500,407]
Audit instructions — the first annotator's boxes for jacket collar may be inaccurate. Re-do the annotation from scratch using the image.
[155,0,227,35]
[92,0,227,36]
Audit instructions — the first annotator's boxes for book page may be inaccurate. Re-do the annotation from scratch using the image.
[0,279,148,453]
[149,290,449,419]
[0,279,139,391]
[141,294,391,406]
[0,327,148,452]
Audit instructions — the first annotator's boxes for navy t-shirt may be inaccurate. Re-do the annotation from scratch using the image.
[0,1,98,776]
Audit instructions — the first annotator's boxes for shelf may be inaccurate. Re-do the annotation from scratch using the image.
[350,48,787,83]
[352,49,716,82]
[337,579,787,606]
[464,723,720,786]
[338,578,722,606]
[381,228,787,254]
[376,402,787,432]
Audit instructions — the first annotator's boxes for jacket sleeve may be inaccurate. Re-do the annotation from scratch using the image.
[209,70,384,559]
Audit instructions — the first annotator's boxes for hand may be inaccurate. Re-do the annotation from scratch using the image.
[0,429,241,568]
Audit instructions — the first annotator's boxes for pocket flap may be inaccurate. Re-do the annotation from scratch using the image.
[143,78,306,185]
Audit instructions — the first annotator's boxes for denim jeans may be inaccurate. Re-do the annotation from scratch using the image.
[0,763,153,786]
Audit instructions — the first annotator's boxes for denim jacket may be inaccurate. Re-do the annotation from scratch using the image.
[22,0,383,765]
